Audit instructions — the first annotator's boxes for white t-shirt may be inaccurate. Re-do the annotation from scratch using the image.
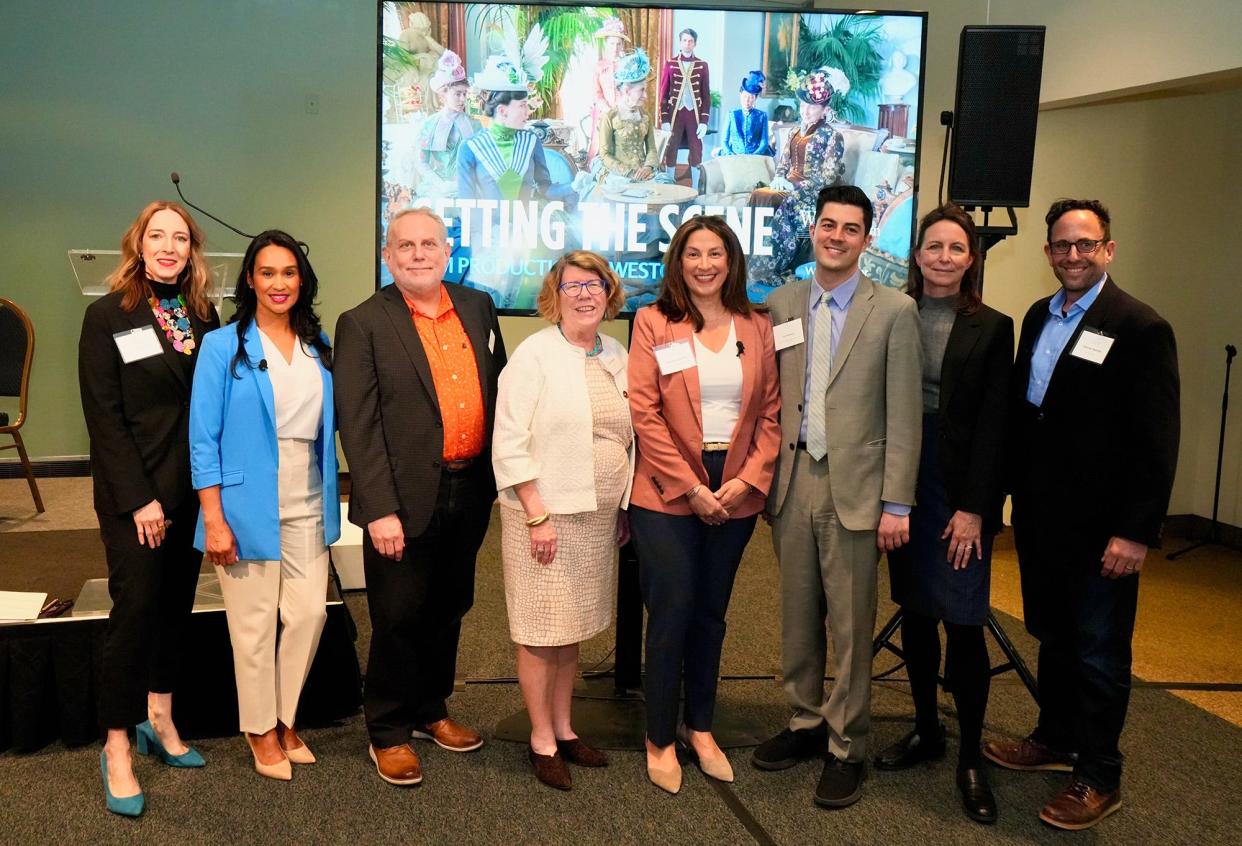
[693,319,743,443]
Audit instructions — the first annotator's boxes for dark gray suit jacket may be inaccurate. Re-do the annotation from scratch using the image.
[334,283,506,537]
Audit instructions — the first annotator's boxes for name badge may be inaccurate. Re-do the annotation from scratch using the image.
[653,339,696,375]
[488,329,495,354]
[113,326,164,363]
[1070,329,1114,365]
[772,318,804,351]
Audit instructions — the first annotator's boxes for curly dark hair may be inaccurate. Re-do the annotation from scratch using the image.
[228,230,331,377]
[1045,198,1111,242]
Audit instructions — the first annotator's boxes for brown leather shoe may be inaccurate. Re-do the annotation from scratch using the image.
[411,718,484,752]
[556,737,609,768]
[1039,780,1122,830]
[529,747,572,790]
[369,743,423,786]
[982,736,1075,772]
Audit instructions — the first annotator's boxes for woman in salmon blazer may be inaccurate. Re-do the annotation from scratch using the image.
[627,215,781,794]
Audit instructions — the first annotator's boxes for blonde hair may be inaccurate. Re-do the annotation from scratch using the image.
[386,206,448,245]
[536,251,626,323]
[106,201,212,319]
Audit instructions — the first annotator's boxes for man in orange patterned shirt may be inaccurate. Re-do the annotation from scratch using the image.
[336,208,507,787]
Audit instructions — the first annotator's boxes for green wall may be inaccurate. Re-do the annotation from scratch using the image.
[1,0,377,458]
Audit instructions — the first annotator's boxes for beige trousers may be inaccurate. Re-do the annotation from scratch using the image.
[771,449,880,763]
[218,438,329,734]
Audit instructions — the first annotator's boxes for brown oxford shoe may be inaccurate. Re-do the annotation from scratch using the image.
[369,743,423,786]
[982,735,1075,772]
[1039,780,1122,830]
[411,718,484,752]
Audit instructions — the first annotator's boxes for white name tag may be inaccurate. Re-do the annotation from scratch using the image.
[113,326,165,363]
[1070,329,1114,364]
[772,318,804,351]
[653,339,696,375]
[488,329,495,354]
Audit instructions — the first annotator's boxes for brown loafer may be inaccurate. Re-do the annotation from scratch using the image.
[1039,780,1122,830]
[982,735,1075,772]
[369,743,423,786]
[556,737,609,768]
[529,747,572,790]
[411,718,484,752]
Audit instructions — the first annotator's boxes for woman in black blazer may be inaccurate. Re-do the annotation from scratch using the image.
[875,204,1013,824]
[78,201,220,816]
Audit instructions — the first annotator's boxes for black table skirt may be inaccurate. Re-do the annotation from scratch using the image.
[0,604,361,753]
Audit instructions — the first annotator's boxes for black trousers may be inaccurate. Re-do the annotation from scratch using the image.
[1013,514,1139,792]
[96,499,203,730]
[629,451,757,748]
[362,463,493,748]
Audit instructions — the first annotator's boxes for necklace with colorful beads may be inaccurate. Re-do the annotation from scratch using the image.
[148,291,196,355]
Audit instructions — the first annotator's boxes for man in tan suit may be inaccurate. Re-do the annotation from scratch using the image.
[752,185,922,809]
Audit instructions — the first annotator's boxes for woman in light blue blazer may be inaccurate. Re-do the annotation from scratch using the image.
[189,230,339,780]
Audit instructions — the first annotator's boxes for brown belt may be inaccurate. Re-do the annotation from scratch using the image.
[442,456,476,472]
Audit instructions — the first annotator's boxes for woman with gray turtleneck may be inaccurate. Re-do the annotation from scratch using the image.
[874,204,1014,825]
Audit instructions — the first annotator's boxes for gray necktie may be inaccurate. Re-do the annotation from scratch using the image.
[806,294,833,460]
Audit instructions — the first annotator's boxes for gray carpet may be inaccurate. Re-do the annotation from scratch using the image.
[4,508,1242,840]
[2,677,1240,844]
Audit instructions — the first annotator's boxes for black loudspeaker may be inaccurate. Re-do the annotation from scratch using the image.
[948,25,1046,208]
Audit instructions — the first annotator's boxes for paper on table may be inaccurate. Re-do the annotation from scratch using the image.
[0,590,48,621]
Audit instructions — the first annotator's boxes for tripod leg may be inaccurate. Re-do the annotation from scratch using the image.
[872,609,905,658]
[986,612,1039,704]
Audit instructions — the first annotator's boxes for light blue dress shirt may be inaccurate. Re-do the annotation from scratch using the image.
[1026,274,1108,407]
[799,272,909,517]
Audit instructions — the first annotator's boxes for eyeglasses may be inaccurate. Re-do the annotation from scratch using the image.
[1048,238,1107,256]
[559,280,609,297]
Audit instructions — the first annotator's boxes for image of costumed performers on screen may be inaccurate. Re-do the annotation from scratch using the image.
[456,25,580,309]
[587,17,630,158]
[718,71,774,157]
[575,49,672,201]
[413,50,480,200]
[747,66,848,287]
[658,28,710,192]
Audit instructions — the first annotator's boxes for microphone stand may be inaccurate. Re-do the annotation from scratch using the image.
[1167,344,1238,559]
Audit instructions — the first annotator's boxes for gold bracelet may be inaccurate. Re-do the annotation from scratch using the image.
[686,484,702,500]
[526,512,550,527]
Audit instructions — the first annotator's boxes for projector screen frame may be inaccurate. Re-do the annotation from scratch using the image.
[375,0,929,317]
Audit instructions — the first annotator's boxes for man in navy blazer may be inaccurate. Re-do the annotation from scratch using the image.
[987,199,1179,830]
[335,208,506,786]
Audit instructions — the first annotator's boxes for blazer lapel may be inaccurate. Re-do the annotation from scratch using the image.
[939,310,981,413]
[735,313,757,423]
[1044,278,1118,407]
[124,298,188,391]
[380,284,441,418]
[828,276,874,386]
[668,319,703,433]
[242,322,277,434]
[780,280,810,403]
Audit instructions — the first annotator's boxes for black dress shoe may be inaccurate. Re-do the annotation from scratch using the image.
[751,725,827,771]
[815,757,865,808]
[957,767,997,824]
[874,724,946,770]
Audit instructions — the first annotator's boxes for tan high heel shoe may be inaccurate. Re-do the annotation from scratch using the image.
[245,734,292,781]
[676,724,734,783]
[279,725,316,765]
[646,742,682,795]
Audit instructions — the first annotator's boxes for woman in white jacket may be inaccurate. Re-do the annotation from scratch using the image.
[492,251,633,791]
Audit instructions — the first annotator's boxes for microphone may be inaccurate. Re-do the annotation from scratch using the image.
[736,341,745,357]
[258,359,268,371]
[170,172,256,240]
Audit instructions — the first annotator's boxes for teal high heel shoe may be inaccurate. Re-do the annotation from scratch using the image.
[100,748,144,817]
[135,720,205,768]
